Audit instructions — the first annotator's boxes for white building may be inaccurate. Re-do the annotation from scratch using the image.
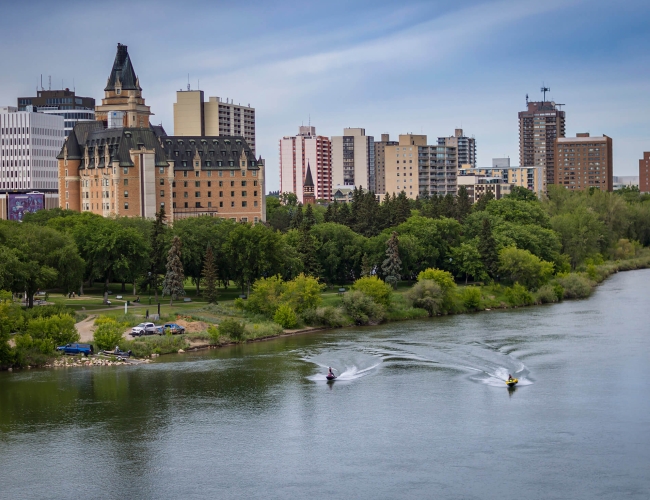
[0,107,64,191]
[331,128,375,191]
[280,126,332,202]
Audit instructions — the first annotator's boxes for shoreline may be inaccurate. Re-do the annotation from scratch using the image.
[4,258,649,371]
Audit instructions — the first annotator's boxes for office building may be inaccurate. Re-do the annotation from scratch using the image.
[438,129,476,169]
[374,133,398,195]
[519,97,565,185]
[174,90,256,154]
[279,126,331,203]
[384,134,457,199]
[57,43,266,223]
[554,133,613,191]
[331,128,375,191]
[639,153,650,194]
[17,89,95,137]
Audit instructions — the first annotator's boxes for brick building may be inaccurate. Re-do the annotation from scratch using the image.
[57,43,266,222]
[554,133,613,191]
[639,152,650,194]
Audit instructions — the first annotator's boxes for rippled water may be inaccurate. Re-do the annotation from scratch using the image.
[1,270,649,499]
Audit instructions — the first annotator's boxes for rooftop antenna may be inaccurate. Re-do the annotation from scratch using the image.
[48,75,51,91]
[73,78,75,92]
[541,84,550,102]
[526,93,529,105]
[187,74,190,91]
[40,74,43,91]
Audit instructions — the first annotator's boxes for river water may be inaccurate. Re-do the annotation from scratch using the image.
[1,270,649,499]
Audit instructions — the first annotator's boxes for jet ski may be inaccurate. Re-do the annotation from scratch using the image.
[326,372,336,381]
[506,378,518,387]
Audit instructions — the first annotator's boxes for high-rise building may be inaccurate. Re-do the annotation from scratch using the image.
[554,133,613,191]
[438,129,476,169]
[384,134,457,199]
[639,153,650,194]
[519,97,565,185]
[17,89,95,137]
[331,128,374,191]
[58,43,266,223]
[374,133,398,195]
[280,126,331,202]
[173,90,256,154]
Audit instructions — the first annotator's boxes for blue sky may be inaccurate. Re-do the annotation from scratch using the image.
[1,0,648,191]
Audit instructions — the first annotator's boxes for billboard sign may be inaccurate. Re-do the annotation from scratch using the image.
[8,193,45,221]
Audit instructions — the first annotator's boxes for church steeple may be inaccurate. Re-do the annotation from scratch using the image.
[105,43,141,92]
[303,162,315,205]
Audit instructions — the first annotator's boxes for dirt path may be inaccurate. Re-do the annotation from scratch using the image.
[75,315,97,342]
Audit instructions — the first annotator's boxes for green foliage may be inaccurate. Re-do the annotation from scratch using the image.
[25,314,78,352]
[504,283,534,307]
[162,236,186,304]
[461,286,482,310]
[478,217,499,280]
[552,283,565,301]
[202,245,219,304]
[405,279,443,317]
[417,268,457,312]
[120,335,188,358]
[301,306,348,328]
[93,318,127,350]
[550,207,606,268]
[352,276,392,306]
[498,246,554,289]
[207,325,220,343]
[535,284,560,304]
[247,275,284,316]
[281,274,324,313]
[218,318,246,339]
[341,290,386,325]
[273,304,298,329]
[450,241,486,283]
[554,274,593,299]
[381,231,402,288]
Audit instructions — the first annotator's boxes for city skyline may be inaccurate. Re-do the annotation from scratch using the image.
[1,0,648,192]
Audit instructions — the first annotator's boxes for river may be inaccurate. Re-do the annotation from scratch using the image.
[1,270,649,499]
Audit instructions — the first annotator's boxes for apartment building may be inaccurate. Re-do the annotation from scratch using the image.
[331,128,375,191]
[459,161,545,197]
[174,90,256,154]
[374,133,398,195]
[279,126,331,202]
[457,175,512,203]
[554,133,613,191]
[438,129,476,169]
[17,89,95,136]
[384,134,457,199]
[639,153,650,194]
[519,99,565,185]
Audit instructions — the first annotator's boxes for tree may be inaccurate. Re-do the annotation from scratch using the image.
[417,268,457,313]
[478,218,499,280]
[474,191,494,212]
[450,241,486,283]
[281,274,324,313]
[303,203,316,230]
[405,280,443,317]
[352,276,392,306]
[202,245,218,304]
[162,236,185,306]
[381,231,402,288]
[498,246,554,289]
[360,253,372,277]
[149,208,168,300]
[507,186,538,202]
[455,186,472,222]
[550,207,606,268]
[297,228,322,278]
[290,204,304,230]
[93,318,126,351]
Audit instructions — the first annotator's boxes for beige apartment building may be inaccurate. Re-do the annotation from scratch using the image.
[384,134,457,199]
[331,128,375,191]
[174,90,256,154]
[374,133,397,194]
[554,133,613,191]
[459,162,546,197]
[457,175,512,202]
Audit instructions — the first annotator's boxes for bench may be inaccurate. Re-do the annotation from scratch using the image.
[239,294,247,300]
[183,297,192,302]
[338,288,346,295]
[116,295,123,300]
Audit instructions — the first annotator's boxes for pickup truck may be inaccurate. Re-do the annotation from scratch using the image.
[163,323,186,335]
[131,322,163,337]
[56,343,94,356]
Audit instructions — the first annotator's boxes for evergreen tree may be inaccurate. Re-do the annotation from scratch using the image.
[202,245,218,304]
[379,193,394,229]
[324,204,333,223]
[442,193,456,218]
[360,253,372,277]
[338,203,352,227]
[162,236,185,306]
[297,228,322,278]
[395,192,411,225]
[382,231,402,288]
[478,218,499,280]
[455,186,472,222]
[290,204,304,229]
[149,207,168,300]
[303,203,316,230]
[475,191,495,211]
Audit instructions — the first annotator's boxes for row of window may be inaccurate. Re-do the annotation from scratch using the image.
[172,201,253,209]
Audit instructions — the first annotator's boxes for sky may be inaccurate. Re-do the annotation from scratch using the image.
[1,0,649,191]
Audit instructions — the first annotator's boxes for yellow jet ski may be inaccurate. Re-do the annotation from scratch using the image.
[506,378,518,387]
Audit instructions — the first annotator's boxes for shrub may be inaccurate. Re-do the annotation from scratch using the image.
[207,325,220,343]
[351,276,392,307]
[25,314,79,352]
[536,284,559,304]
[218,318,246,340]
[301,306,348,328]
[233,297,245,310]
[416,268,457,312]
[246,275,284,316]
[555,273,593,299]
[552,283,565,301]
[504,283,534,307]
[498,246,554,290]
[93,319,126,350]
[281,274,324,313]
[244,322,284,339]
[273,304,298,329]
[461,286,482,310]
[341,290,385,325]
[405,280,443,317]
[120,335,188,358]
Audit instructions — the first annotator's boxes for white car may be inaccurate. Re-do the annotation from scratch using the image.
[131,322,156,337]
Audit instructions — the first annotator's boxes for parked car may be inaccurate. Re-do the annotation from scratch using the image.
[131,322,160,337]
[163,323,186,335]
[56,343,94,356]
